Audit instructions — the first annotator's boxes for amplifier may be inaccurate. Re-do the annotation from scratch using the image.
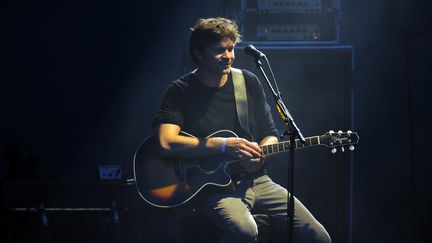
[221,0,340,42]
[257,23,320,41]
[257,0,323,14]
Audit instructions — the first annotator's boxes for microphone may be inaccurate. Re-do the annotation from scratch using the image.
[244,44,266,59]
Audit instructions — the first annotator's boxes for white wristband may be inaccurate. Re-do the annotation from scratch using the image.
[221,138,227,153]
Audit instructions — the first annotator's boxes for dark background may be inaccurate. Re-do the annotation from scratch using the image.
[2,0,432,243]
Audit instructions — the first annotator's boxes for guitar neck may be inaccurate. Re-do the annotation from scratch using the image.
[260,136,321,156]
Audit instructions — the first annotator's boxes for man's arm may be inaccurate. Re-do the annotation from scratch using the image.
[157,123,263,160]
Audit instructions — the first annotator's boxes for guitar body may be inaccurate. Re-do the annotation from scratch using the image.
[133,130,238,215]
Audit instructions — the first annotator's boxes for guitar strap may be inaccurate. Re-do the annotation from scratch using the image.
[231,68,255,142]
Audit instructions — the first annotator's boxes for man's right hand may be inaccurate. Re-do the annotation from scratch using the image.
[224,137,263,161]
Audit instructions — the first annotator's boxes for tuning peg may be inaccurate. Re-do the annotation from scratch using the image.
[347,130,352,134]
[331,148,337,154]
[349,145,355,151]
[338,130,343,134]
[329,130,335,134]
[341,147,345,152]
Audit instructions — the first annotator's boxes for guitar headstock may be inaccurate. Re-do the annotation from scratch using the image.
[319,130,360,153]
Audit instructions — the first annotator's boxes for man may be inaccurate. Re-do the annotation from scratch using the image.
[153,17,331,243]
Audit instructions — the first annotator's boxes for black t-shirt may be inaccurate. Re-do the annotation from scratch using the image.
[153,69,278,142]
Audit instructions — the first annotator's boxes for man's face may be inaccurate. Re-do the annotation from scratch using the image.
[198,37,235,75]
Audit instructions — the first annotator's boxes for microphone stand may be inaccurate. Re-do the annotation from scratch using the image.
[253,57,305,243]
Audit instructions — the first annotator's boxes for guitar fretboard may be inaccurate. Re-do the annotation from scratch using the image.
[260,136,320,156]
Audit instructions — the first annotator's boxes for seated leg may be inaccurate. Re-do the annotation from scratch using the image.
[201,193,258,243]
[292,197,331,243]
[250,175,331,243]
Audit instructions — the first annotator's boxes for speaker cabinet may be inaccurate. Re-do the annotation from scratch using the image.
[235,45,354,243]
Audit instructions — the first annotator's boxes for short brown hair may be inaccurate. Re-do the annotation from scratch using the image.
[189,17,242,65]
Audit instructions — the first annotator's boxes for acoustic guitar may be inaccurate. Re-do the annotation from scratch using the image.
[133,129,359,214]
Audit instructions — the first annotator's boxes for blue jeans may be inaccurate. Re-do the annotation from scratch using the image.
[198,175,331,243]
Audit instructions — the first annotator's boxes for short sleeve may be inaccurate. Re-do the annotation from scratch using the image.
[152,82,185,129]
